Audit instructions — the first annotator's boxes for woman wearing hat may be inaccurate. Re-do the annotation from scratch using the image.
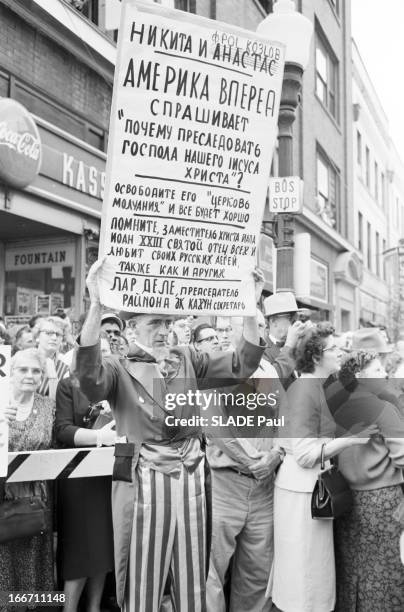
[333,350,404,611]
[271,323,376,612]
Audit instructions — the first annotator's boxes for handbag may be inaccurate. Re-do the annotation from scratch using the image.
[83,402,113,430]
[0,481,51,544]
[311,443,353,520]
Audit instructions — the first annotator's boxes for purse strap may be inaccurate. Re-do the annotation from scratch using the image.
[320,442,338,470]
[320,443,326,470]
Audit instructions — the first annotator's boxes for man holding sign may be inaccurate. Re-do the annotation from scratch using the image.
[75,258,265,612]
[77,0,285,608]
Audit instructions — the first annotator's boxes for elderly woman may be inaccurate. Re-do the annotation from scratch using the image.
[334,351,404,611]
[271,323,376,612]
[11,325,34,356]
[0,348,55,595]
[34,316,69,398]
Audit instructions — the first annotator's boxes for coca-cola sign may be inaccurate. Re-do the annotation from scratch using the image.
[0,99,42,188]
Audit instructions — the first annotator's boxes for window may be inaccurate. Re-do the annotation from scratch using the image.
[376,232,380,276]
[367,222,372,270]
[374,162,379,202]
[316,149,340,229]
[365,146,370,188]
[381,172,386,210]
[315,30,338,120]
[175,0,196,11]
[357,130,362,166]
[341,309,351,333]
[68,0,99,24]
[382,239,386,280]
[87,127,105,151]
[358,212,363,252]
[14,80,108,152]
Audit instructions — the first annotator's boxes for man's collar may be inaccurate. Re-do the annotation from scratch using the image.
[268,333,284,347]
[127,341,156,362]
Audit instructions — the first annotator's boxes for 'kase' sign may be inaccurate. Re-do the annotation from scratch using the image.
[98,0,285,315]
[0,99,42,188]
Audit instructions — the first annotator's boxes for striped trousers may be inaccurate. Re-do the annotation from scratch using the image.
[123,459,207,612]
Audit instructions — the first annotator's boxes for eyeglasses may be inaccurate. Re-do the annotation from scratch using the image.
[41,330,63,338]
[322,345,338,353]
[13,367,42,375]
[197,335,218,343]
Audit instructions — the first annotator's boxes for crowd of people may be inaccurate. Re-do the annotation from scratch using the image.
[1,262,404,612]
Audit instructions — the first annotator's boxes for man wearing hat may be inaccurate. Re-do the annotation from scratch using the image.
[351,327,392,358]
[74,259,266,612]
[262,292,306,388]
[326,327,397,416]
[100,312,124,354]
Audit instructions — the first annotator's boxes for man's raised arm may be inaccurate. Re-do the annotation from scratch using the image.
[73,259,116,403]
[241,268,265,347]
[80,259,104,346]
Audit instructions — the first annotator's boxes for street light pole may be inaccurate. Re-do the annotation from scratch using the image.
[276,63,303,291]
[257,0,313,293]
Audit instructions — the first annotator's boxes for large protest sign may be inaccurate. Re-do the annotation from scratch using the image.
[99,0,285,315]
[0,345,11,477]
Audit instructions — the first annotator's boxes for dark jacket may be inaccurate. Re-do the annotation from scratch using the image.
[55,378,93,446]
[263,337,296,389]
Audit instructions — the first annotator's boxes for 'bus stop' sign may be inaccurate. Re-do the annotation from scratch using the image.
[268,176,303,214]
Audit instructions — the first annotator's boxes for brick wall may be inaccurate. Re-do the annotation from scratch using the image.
[0,3,112,131]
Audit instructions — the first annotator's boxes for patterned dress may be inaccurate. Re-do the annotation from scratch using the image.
[0,393,55,596]
[335,486,404,612]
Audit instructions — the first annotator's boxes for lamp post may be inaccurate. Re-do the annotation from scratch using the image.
[257,0,313,292]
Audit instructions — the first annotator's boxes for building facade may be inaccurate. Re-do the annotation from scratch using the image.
[351,39,404,340]
[351,40,390,329]
[165,0,358,328]
[3,0,403,335]
[0,0,115,325]
[293,0,358,330]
